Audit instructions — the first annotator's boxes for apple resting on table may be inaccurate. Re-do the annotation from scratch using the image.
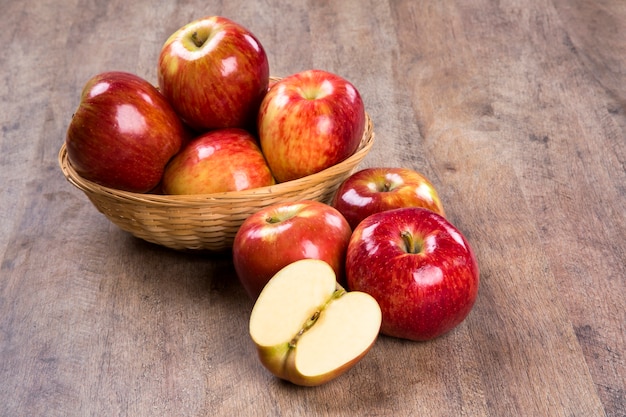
[332,167,446,229]
[158,16,270,131]
[346,207,479,341]
[161,128,275,195]
[232,200,353,299]
[65,71,186,193]
[257,69,365,182]
[249,259,382,386]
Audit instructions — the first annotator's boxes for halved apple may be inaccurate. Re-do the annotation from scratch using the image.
[249,259,382,386]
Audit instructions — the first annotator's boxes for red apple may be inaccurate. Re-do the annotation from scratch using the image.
[65,71,186,193]
[158,16,269,131]
[161,128,275,195]
[257,69,365,183]
[331,167,446,229]
[346,207,479,341]
[233,200,353,299]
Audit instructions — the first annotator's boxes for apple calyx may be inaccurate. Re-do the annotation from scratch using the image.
[401,230,423,254]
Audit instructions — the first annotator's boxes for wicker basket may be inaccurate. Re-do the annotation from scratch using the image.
[59,113,374,251]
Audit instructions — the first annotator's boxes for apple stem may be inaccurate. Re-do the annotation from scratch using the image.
[401,231,422,254]
[191,31,205,48]
[383,181,392,192]
[332,288,346,299]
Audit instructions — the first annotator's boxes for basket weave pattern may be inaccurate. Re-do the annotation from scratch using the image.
[59,114,374,251]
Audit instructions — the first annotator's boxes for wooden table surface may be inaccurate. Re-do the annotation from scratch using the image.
[1,1,624,416]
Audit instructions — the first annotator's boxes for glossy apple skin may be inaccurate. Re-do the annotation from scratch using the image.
[332,167,446,229]
[158,16,269,131]
[257,69,365,182]
[346,207,479,341]
[65,71,186,193]
[233,200,353,299]
[162,128,274,195]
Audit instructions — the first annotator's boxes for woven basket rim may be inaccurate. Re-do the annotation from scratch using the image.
[59,112,374,207]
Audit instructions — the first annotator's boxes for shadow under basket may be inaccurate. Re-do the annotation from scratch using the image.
[58,113,374,251]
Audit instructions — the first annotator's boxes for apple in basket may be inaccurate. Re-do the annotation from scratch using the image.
[249,259,381,386]
[65,71,187,193]
[232,200,352,300]
[162,128,275,195]
[257,69,366,183]
[346,207,479,341]
[158,16,270,131]
[331,167,446,229]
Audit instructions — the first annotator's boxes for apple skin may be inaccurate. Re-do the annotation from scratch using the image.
[345,207,479,341]
[161,128,275,195]
[158,16,269,131]
[65,71,187,193]
[232,200,353,299]
[331,167,446,229]
[257,69,365,183]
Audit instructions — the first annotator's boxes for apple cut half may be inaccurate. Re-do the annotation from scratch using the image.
[249,259,382,386]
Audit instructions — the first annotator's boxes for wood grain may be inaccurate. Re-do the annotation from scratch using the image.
[0,0,624,416]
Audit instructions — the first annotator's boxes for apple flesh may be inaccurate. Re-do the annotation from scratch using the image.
[249,259,382,386]
[346,207,479,341]
[257,69,365,182]
[158,16,269,131]
[65,71,186,193]
[161,128,275,195]
[332,167,446,229]
[233,200,353,299]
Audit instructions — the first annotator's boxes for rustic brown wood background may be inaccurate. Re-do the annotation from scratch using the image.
[1,0,624,416]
